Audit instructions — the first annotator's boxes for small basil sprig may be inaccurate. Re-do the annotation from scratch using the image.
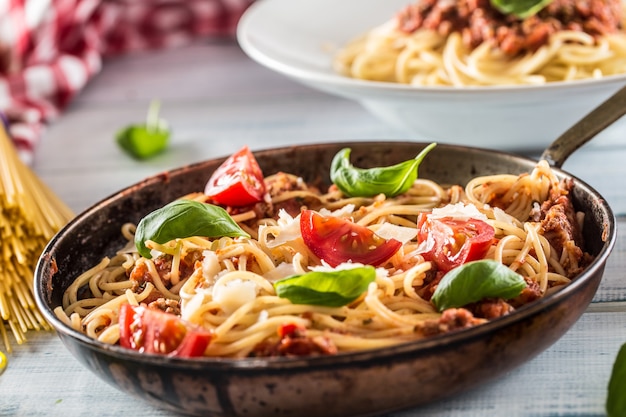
[134,199,250,258]
[490,0,553,19]
[274,266,376,307]
[607,343,626,417]
[116,100,170,160]
[330,143,436,198]
[431,260,527,311]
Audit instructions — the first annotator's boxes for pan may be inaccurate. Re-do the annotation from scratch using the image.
[33,85,623,417]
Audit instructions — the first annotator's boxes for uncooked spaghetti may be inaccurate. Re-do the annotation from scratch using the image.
[0,124,74,352]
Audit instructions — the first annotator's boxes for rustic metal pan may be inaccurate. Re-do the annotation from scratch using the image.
[34,85,624,417]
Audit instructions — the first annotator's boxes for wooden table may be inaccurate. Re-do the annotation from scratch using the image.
[2,39,626,417]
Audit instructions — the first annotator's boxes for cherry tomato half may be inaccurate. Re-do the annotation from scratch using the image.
[300,210,401,267]
[416,214,495,272]
[204,146,266,207]
[119,304,212,357]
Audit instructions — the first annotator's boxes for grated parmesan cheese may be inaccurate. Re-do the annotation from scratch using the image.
[430,202,488,221]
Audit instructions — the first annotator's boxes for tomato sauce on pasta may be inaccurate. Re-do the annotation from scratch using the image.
[334,0,626,86]
[54,148,592,358]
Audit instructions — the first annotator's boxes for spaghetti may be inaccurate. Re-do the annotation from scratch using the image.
[333,0,626,86]
[54,154,591,358]
[0,123,74,352]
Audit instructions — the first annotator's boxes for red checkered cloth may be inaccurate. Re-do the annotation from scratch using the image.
[0,0,253,164]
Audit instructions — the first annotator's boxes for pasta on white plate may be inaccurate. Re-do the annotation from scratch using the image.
[334,0,626,86]
[54,145,592,358]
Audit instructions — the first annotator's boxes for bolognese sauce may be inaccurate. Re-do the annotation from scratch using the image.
[397,0,623,56]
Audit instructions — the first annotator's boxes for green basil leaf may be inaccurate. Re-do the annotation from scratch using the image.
[490,0,553,19]
[274,266,376,307]
[134,199,250,258]
[607,343,626,417]
[431,260,527,311]
[330,143,436,198]
[116,100,170,160]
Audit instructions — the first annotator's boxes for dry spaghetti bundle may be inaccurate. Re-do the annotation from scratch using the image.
[0,124,74,352]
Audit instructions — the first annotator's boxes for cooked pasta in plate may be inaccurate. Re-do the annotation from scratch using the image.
[334,0,626,86]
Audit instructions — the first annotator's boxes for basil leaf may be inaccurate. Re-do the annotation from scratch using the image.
[116,100,170,160]
[431,260,527,311]
[607,343,626,417]
[490,0,553,19]
[330,143,436,198]
[274,266,376,307]
[134,199,250,258]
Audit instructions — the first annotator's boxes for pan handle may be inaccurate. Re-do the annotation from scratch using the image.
[541,83,626,168]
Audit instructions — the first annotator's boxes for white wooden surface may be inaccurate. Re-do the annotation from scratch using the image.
[1,39,626,417]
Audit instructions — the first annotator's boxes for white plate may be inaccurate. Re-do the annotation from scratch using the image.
[237,0,626,150]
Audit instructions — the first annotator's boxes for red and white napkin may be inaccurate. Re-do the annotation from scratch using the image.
[0,0,253,164]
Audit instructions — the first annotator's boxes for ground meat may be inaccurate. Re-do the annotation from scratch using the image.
[128,262,164,304]
[463,275,543,318]
[418,308,487,337]
[529,178,587,276]
[509,276,543,307]
[468,298,515,319]
[250,328,338,357]
[129,252,201,303]
[397,0,623,55]
[415,269,442,301]
[244,172,324,219]
[147,298,181,315]
[265,172,316,196]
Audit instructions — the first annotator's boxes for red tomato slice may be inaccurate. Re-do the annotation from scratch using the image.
[204,145,266,207]
[416,214,495,272]
[118,304,212,358]
[300,210,401,267]
[277,322,305,338]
